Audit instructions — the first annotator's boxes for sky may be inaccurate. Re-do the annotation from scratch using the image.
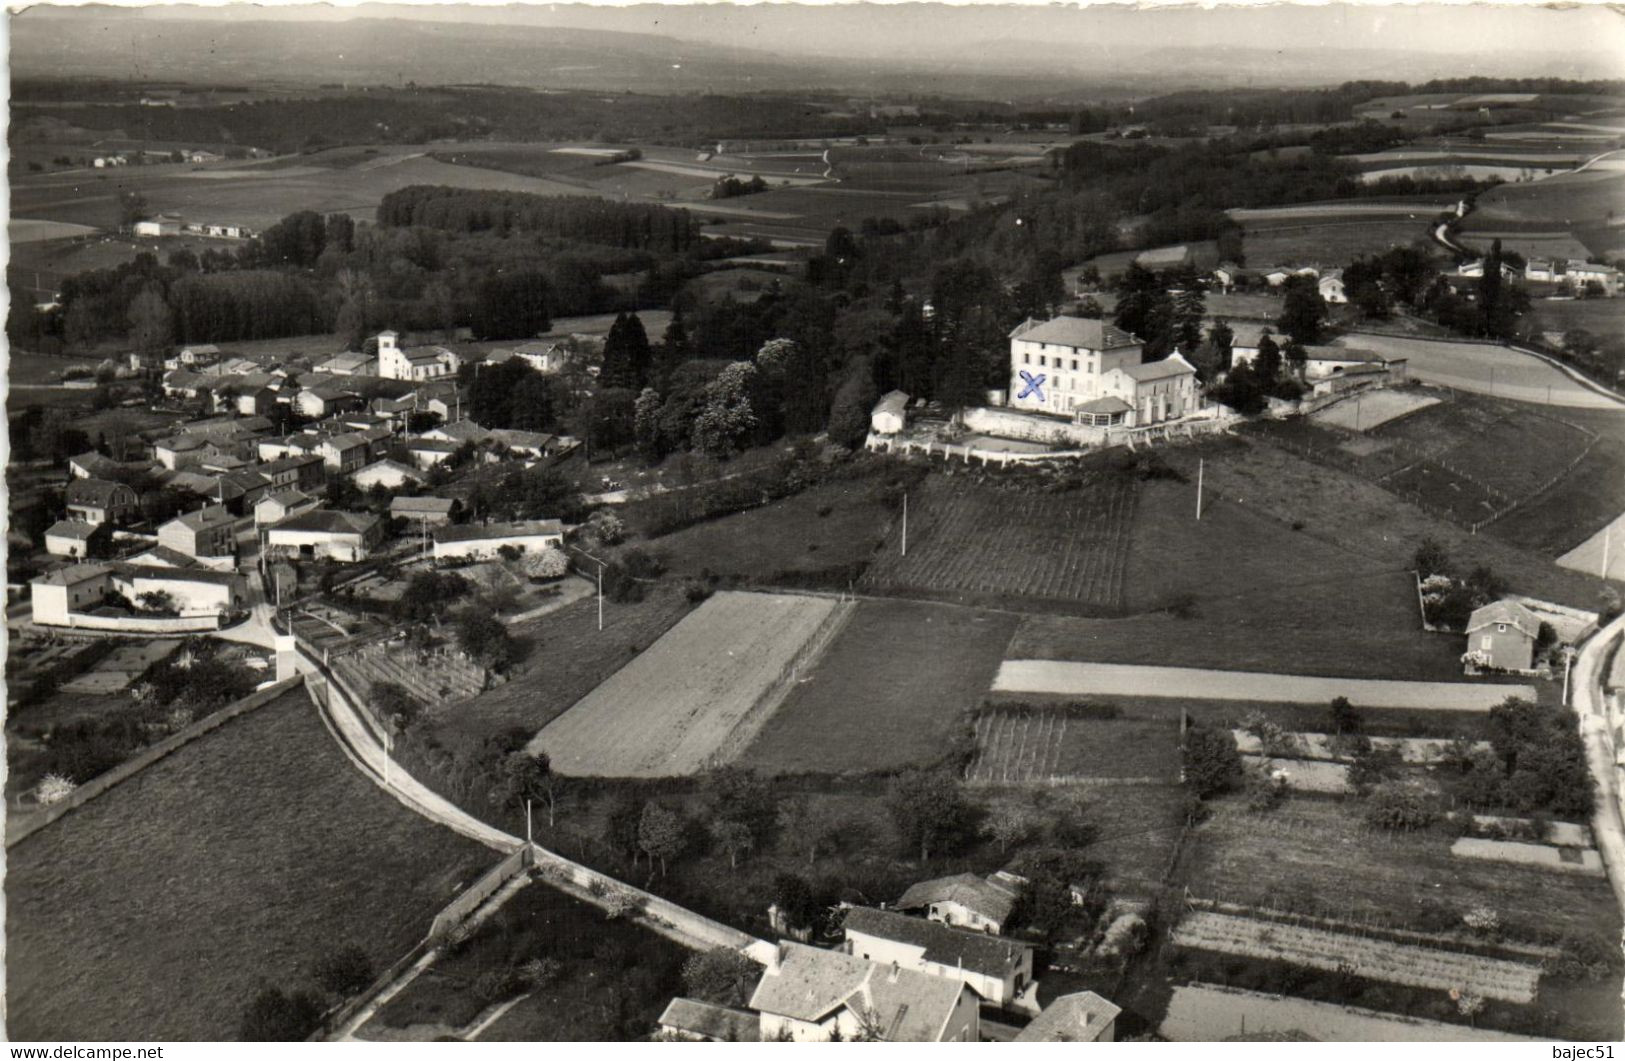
[76,1,1625,67]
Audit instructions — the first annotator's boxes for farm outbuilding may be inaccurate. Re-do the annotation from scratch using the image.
[871,391,909,435]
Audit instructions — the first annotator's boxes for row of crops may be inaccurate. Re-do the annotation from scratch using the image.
[1172,910,1541,1004]
[966,711,1070,782]
[860,476,1137,608]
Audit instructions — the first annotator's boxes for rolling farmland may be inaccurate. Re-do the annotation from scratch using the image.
[1172,910,1541,1003]
[859,475,1137,612]
[532,591,843,777]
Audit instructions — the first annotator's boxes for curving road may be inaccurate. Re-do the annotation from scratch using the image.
[1573,613,1625,914]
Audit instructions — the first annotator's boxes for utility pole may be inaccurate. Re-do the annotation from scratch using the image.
[1195,458,1205,520]
[1604,525,1613,581]
[526,798,533,847]
[901,492,908,557]
[383,727,392,787]
[576,548,609,631]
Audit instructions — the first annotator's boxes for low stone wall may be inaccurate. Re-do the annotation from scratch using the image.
[428,847,532,940]
[44,611,223,634]
[7,676,302,848]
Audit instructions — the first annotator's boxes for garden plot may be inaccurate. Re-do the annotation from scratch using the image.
[1232,730,1490,764]
[532,591,841,777]
[966,708,1179,784]
[1161,983,1543,1043]
[59,641,181,695]
[1452,837,1605,876]
[1242,756,1349,794]
[1171,910,1541,1003]
[1311,390,1440,432]
[859,475,1136,611]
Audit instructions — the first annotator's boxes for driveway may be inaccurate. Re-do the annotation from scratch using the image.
[994,660,1532,710]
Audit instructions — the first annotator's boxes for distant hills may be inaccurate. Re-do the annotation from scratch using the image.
[10,6,1623,98]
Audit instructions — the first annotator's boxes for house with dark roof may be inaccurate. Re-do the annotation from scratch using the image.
[297,383,364,419]
[157,505,236,560]
[895,872,1021,935]
[749,941,979,1042]
[1008,316,1144,418]
[46,519,109,559]
[657,998,760,1042]
[64,478,139,526]
[254,488,321,527]
[261,453,326,493]
[843,906,1037,1011]
[213,468,274,514]
[390,495,460,526]
[432,519,564,562]
[265,509,383,563]
[1466,600,1543,673]
[317,432,373,474]
[1014,991,1121,1042]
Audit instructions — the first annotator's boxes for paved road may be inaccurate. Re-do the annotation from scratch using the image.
[1573,612,1625,916]
[994,660,1532,710]
[1339,332,1625,409]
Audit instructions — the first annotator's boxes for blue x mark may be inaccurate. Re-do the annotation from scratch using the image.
[1017,369,1046,401]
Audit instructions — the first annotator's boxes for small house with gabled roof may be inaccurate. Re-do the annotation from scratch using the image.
[1466,600,1543,673]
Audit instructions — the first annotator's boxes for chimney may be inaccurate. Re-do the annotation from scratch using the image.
[767,941,786,975]
[888,961,901,984]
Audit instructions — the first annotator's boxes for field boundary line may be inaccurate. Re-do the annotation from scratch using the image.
[708,597,859,767]
[6,676,302,849]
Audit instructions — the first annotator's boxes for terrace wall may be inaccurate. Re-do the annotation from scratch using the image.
[428,847,533,939]
[7,677,302,848]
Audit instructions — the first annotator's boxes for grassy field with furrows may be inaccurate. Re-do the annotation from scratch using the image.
[5,688,493,1041]
[533,591,839,777]
[859,474,1137,613]
[739,598,1018,775]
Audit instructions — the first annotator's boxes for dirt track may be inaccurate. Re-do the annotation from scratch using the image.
[994,660,1531,710]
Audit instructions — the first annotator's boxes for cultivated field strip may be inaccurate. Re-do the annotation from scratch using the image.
[967,711,1069,782]
[532,591,837,777]
[860,477,1136,608]
[1171,911,1541,1004]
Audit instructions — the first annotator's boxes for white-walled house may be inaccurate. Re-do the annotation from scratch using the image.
[31,564,115,625]
[432,519,564,562]
[265,510,384,563]
[254,488,321,527]
[377,330,461,381]
[843,906,1037,1012]
[1007,316,1143,418]
[1099,353,1200,426]
[1318,269,1347,304]
[354,459,423,491]
[748,942,979,1042]
[871,391,909,435]
[157,505,236,560]
[895,873,1020,935]
[46,520,107,558]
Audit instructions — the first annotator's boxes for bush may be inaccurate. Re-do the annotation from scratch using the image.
[238,986,323,1041]
[471,968,524,1003]
[1363,786,1440,832]
[681,947,760,1008]
[1243,764,1288,813]
[1461,905,1501,937]
[35,773,77,805]
[1182,726,1243,799]
[313,945,374,998]
[521,548,570,581]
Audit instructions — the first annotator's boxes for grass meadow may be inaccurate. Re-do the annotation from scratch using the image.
[5,688,493,1041]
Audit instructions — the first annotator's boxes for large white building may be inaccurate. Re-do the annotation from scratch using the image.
[1008,316,1144,418]
[1008,316,1199,427]
[377,330,461,382]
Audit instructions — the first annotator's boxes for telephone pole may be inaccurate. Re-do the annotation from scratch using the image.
[1196,459,1205,520]
[901,492,908,557]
